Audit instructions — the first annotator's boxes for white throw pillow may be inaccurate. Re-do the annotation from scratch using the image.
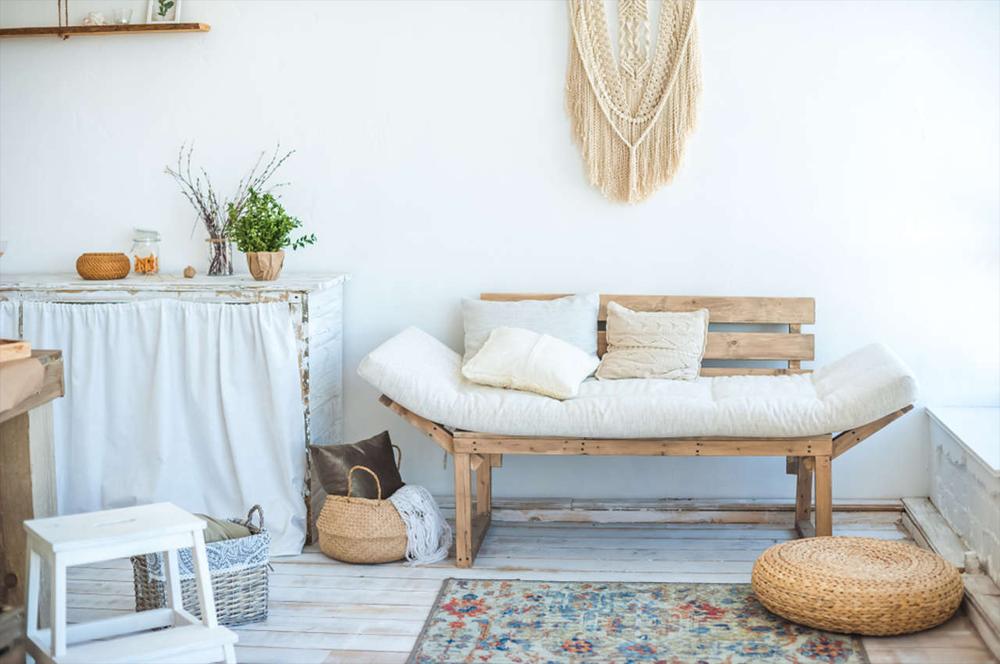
[462,327,600,400]
[596,302,709,380]
[461,293,600,362]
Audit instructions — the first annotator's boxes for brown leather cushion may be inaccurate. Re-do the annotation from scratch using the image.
[308,431,404,539]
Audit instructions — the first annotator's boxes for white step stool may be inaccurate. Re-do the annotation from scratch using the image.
[23,503,238,664]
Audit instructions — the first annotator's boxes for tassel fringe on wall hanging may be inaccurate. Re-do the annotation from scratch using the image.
[567,0,701,203]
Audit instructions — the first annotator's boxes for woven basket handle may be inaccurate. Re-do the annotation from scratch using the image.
[246,504,264,533]
[347,465,383,500]
[392,444,402,470]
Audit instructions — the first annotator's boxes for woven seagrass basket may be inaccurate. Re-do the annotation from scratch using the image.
[131,505,270,627]
[317,465,407,564]
[76,252,130,280]
[752,536,963,636]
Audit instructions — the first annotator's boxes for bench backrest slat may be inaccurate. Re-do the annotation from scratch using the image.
[480,293,816,375]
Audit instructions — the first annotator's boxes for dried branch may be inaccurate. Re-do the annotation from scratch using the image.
[165,143,294,240]
[224,145,295,236]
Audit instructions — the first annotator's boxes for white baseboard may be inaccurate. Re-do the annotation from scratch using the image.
[434,497,902,526]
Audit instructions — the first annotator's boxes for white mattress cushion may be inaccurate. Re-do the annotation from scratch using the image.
[461,293,600,361]
[462,327,601,400]
[358,327,919,438]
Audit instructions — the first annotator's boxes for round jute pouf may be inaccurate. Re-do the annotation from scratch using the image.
[751,537,963,636]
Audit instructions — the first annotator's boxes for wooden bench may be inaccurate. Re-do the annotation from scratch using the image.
[380,294,913,567]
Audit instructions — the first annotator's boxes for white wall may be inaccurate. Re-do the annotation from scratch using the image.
[2,0,998,500]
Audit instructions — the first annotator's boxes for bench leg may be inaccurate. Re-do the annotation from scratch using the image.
[476,455,492,517]
[454,452,473,568]
[814,455,833,537]
[794,457,815,537]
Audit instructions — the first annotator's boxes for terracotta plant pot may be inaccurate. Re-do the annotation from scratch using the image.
[246,251,285,281]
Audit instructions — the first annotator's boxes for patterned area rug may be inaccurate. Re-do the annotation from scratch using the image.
[409,579,868,663]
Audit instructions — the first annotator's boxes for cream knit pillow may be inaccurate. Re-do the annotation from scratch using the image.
[596,302,709,380]
[462,327,600,400]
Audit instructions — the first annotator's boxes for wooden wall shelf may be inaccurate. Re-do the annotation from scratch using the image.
[0,23,210,38]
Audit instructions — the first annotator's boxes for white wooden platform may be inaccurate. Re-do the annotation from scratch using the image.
[927,407,1000,590]
[57,509,997,664]
[927,407,1000,474]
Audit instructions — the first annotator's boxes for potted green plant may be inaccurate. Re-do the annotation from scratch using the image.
[228,188,316,281]
[166,144,293,276]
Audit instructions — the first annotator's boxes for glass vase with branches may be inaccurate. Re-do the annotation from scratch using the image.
[165,144,294,276]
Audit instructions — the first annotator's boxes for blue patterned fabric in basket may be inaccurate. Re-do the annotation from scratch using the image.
[138,527,270,580]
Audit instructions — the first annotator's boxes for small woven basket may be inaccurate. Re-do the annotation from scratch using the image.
[76,252,130,280]
[131,505,270,626]
[317,465,407,564]
[752,536,963,636]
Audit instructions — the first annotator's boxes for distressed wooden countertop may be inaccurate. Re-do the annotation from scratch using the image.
[0,272,348,294]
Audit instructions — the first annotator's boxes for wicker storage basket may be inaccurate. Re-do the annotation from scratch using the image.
[752,536,963,636]
[76,252,130,280]
[317,465,407,564]
[132,505,270,627]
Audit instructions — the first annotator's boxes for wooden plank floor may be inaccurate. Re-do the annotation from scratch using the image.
[61,513,996,664]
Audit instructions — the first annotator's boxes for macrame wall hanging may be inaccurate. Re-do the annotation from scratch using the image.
[567,0,701,203]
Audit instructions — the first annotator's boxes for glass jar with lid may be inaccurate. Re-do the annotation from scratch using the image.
[130,228,160,275]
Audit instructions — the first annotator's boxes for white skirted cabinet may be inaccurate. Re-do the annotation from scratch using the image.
[0,273,347,555]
